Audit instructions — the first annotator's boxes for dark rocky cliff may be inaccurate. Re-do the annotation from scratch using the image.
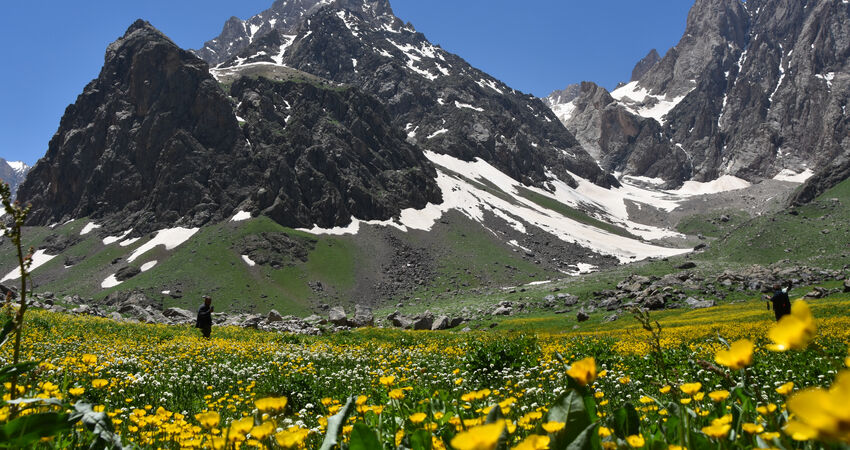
[18,20,440,232]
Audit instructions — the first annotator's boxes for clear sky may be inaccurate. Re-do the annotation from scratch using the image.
[0,1,692,166]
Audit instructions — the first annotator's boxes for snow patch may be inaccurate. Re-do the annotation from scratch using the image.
[550,100,577,123]
[127,227,200,263]
[667,176,751,196]
[242,255,257,267]
[80,222,101,236]
[103,229,132,245]
[426,129,448,139]
[101,274,121,289]
[773,168,814,183]
[0,250,56,282]
[140,261,158,272]
[230,211,252,222]
[611,81,691,124]
[455,101,484,112]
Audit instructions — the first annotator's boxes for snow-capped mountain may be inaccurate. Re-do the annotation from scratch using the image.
[198,0,615,190]
[547,0,850,187]
[0,158,30,196]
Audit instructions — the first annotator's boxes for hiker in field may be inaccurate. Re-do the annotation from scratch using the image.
[196,295,214,339]
[769,283,791,321]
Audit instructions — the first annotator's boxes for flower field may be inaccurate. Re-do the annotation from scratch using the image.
[1,296,849,449]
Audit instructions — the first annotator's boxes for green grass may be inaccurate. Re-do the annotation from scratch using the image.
[675,210,750,238]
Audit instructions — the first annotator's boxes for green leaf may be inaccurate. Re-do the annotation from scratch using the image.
[546,389,591,450]
[348,422,382,450]
[565,422,599,450]
[319,396,355,450]
[410,429,433,450]
[0,412,71,448]
[69,402,126,449]
[0,319,13,348]
[0,361,38,383]
[613,403,640,439]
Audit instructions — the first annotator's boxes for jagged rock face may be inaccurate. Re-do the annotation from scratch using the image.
[206,1,616,189]
[564,82,691,182]
[196,0,395,67]
[18,20,247,230]
[0,158,30,196]
[791,153,850,206]
[546,83,582,106]
[630,49,661,82]
[231,76,441,227]
[547,0,850,186]
[18,20,441,232]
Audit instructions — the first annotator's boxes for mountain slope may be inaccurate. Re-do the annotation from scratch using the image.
[547,0,850,186]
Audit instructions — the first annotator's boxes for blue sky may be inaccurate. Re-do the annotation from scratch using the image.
[0,1,691,165]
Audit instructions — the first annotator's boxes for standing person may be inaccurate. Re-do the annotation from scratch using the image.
[769,284,791,321]
[196,295,214,339]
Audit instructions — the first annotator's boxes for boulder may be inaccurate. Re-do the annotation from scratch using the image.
[115,266,142,282]
[303,314,326,325]
[242,315,264,329]
[351,304,374,327]
[576,311,590,322]
[844,279,850,293]
[328,307,348,326]
[492,306,513,316]
[804,287,827,299]
[431,315,450,331]
[685,297,715,309]
[412,311,434,330]
[558,293,579,306]
[448,317,466,329]
[71,304,96,316]
[267,309,284,322]
[163,307,195,323]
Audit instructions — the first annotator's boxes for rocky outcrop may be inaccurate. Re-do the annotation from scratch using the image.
[18,20,441,233]
[547,0,850,186]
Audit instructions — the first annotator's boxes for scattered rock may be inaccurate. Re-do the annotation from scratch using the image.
[576,311,590,322]
[266,309,284,322]
[328,307,348,326]
[685,297,715,309]
[677,262,697,270]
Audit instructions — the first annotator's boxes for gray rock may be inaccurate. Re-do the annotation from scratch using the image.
[115,266,141,282]
[72,304,95,315]
[303,314,326,325]
[351,304,374,327]
[431,315,450,331]
[603,313,620,323]
[267,309,284,322]
[558,293,579,306]
[448,317,466,328]
[163,307,194,322]
[492,306,513,316]
[685,297,715,309]
[576,311,590,322]
[412,311,434,330]
[328,306,348,326]
[242,314,264,329]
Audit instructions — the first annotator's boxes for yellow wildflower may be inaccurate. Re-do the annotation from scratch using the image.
[81,354,97,365]
[742,423,764,434]
[659,385,672,394]
[195,411,220,429]
[626,434,645,448]
[715,339,753,370]
[679,382,701,395]
[542,421,565,433]
[784,370,850,443]
[768,300,816,351]
[389,389,405,400]
[776,382,794,395]
[250,421,275,440]
[451,421,504,450]
[566,357,597,386]
[702,423,731,439]
[69,387,85,396]
[91,379,109,389]
[598,426,613,438]
[512,434,549,450]
[708,390,729,402]
[255,396,287,413]
[410,412,427,424]
[380,376,395,386]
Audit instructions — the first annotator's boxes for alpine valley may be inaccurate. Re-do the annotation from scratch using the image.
[2,0,849,323]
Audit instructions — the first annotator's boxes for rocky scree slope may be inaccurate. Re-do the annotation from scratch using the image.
[202,0,616,190]
[547,0,850,187]
[17,20,439,234]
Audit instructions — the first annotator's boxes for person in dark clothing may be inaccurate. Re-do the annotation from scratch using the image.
[196,295,214,338]
[769,284,791,321]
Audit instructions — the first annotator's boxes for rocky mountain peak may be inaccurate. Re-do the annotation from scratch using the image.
[630,49,661,82]
[545,83,581,107]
